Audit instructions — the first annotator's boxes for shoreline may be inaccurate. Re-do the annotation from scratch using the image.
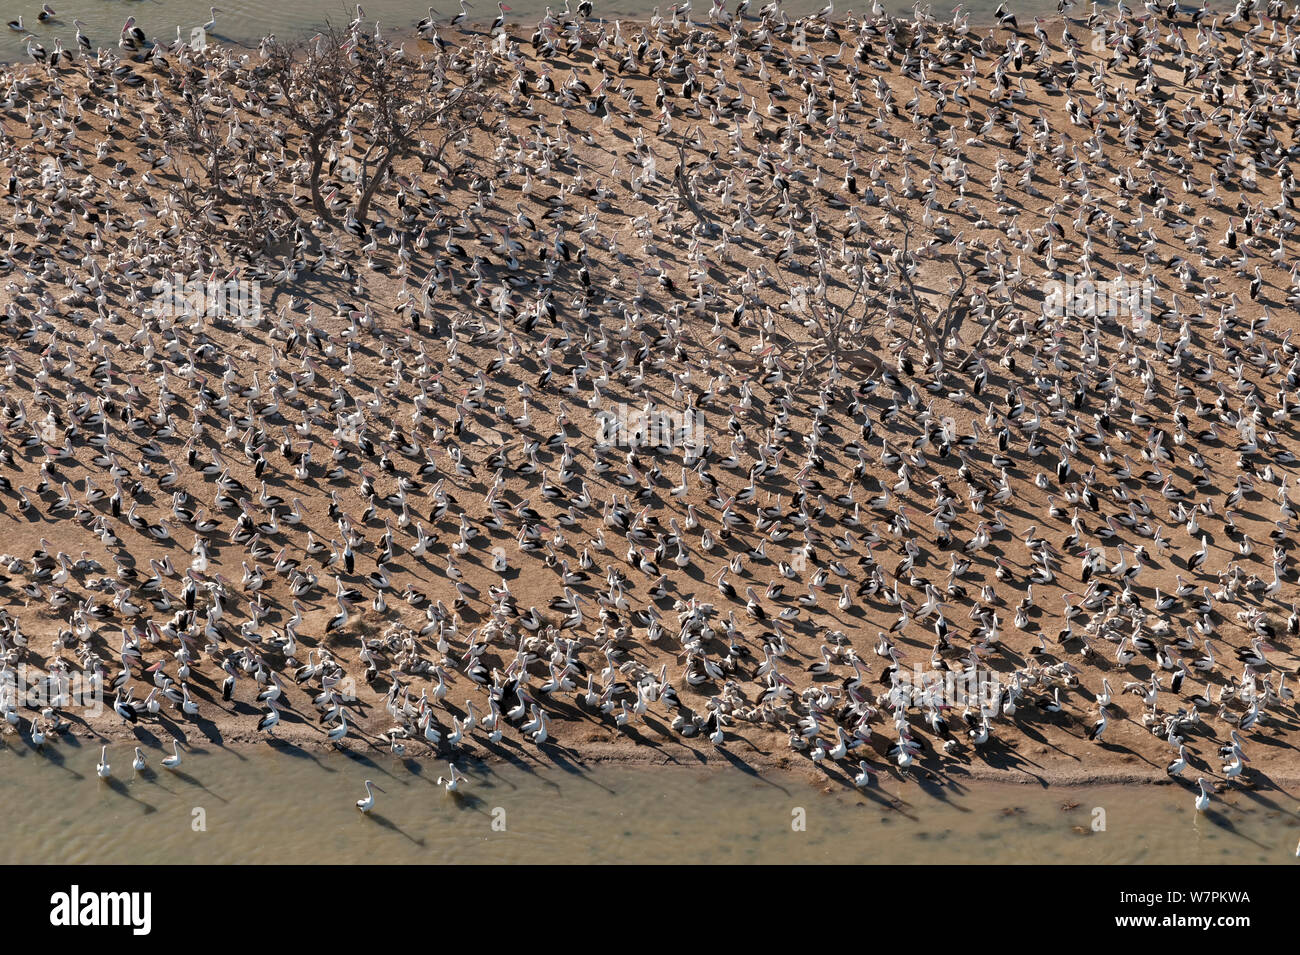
[26,717,1300,791]
[2,4,1299,805]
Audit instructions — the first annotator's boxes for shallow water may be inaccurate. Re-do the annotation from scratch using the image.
[0,741,1296,863]
[0,0,1063,64]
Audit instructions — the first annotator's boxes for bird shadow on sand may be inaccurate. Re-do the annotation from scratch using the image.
[966,739,1053,786]
[164,714,238,756]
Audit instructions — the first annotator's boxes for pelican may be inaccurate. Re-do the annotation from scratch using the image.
[1166,745,1187,777]
[1085,708,1108,742]
[161,740,183,770]
[853,760,876,787]
[0,0,1294,805]
[1194,777,1211,812]
[356,779,380,812]
[491,1,512,32]
[436,763,467,792]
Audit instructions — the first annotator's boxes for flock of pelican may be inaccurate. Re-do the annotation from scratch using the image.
[0,0,1298,821]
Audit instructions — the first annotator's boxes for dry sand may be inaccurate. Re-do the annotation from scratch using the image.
[0,8,1298,795]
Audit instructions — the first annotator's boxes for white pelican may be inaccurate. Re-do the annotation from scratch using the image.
[326,713,349,743]
[1166,746,1187,778]
[356,779,380,812]
[96,746,111,779]
[162,741,183,770]
[1194,778,1211,812]
[436,763,466,792]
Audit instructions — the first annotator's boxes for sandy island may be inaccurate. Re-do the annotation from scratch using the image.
[0,3,1298,798]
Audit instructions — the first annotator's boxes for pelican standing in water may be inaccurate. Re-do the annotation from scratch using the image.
[161,740,183,770]
[1194,778,1211,813]
[96,746,111,779]
[491,1,512,32]
[436,763,467,792]
[356,779,381,813]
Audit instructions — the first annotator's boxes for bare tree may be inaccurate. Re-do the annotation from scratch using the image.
[893,220,970,368]
[260,25,365,224]
[154,57,295,260]
[141,24,500,262]
[349,36,499,230]
[673,140,720,237]
[760,214,975,385]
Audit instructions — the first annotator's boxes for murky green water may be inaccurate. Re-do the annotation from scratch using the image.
[0,0,1063,64]
[0,741,1296,863]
